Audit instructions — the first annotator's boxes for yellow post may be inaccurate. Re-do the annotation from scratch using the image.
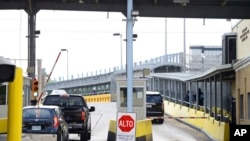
[7,67,23,141]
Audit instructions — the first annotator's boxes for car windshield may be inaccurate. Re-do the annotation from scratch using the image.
[44,95,84,107]
[146,95,162,103]
[23,108,53,119]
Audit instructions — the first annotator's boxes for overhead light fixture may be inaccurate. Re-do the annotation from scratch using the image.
[79,0,84,3]
[173,0,189,6]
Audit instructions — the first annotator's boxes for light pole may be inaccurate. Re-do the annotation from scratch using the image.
[113,33,123,69]
[61,49,69,80]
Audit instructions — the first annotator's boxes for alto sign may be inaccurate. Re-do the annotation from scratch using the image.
[118,115,134,132]
[116,112,136,141]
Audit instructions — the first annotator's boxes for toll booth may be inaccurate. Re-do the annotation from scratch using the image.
[116,78,147,120]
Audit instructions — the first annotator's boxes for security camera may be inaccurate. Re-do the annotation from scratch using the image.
[0,56,16,83]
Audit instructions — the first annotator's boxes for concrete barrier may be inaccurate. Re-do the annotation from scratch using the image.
[164,101,229,141]
[84,94,111,103]
[107,119,153,141]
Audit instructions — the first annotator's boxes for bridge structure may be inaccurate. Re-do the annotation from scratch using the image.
[45,52,184,102]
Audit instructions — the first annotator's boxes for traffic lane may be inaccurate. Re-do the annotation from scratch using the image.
[153,118,212,141]
[36,117,208,140]
[23,134,57,141]
[68,112,108,141]
[89,102,116,141]
[69,102,212,141]
[69,133,107,141]
[0,134,55,141]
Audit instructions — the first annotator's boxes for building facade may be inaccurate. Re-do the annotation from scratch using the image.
[233,19,250,125]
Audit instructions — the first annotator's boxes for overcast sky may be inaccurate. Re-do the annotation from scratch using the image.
[0,10,239,80]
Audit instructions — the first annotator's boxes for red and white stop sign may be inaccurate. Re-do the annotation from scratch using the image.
[116,112,136,141]
[118,115,135,132]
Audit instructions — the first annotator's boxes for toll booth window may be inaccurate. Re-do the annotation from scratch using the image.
[0,85,7,105]
[120,87,144,107]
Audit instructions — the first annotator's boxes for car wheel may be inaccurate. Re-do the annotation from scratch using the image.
[80,131,88,141]
[64,132,69,141]
[88,125,91,140]
[88,131,91,140]
[57,129,63,141]
[159,119,164,124]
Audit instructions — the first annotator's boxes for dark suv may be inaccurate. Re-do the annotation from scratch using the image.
[22,105,69,141]
[146,91,164,124]
[43,94,95,141]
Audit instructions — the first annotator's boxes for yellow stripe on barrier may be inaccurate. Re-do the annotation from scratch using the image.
[164,100,229,141]
[136,119,152,138]
[0,118,7,133]
[107,119,153,141]
[83,94,111,103]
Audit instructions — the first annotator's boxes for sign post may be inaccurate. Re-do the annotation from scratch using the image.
[116,112,136,141]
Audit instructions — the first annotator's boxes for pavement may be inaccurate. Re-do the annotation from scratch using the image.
[0,134,32,141]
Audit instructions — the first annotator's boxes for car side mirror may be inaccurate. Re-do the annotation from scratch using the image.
[89,106,95,112]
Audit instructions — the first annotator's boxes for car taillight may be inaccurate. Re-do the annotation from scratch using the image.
[53,116,60,127]
[81,111,86,121]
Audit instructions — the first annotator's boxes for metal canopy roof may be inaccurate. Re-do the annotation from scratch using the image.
[0,0,249,19]
[150,64,235,82]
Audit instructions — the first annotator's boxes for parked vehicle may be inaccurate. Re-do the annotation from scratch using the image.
[42,93,95,141]
[146,91,165,124]
[22,105,69,141]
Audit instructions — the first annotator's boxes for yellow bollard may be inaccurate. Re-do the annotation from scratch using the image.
[7,67,23,141]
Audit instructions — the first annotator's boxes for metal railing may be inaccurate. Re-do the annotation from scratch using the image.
[45,53,183,91]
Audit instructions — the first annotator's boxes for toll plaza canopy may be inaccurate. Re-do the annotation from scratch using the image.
[0,0,250,19]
